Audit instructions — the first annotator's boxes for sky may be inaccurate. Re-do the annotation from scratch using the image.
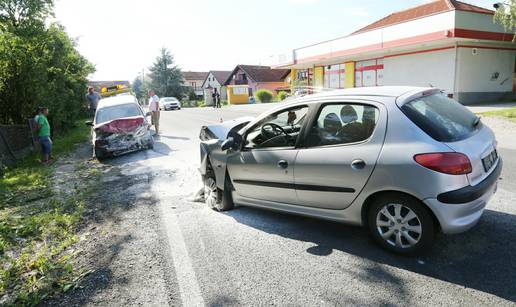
[53,0,495,81]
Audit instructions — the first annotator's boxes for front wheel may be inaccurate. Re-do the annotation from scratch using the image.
[204,172,234,212]
[94,147,107,161]
[368,194,435,255]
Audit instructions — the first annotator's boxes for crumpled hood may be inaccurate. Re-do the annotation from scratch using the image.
[95,116,145,134]
[205,116,254,140]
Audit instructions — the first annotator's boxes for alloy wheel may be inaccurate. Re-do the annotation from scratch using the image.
[376,203,422,249]
[204,177,218,208]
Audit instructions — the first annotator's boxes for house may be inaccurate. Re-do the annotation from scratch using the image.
[182,71,208,99]
[223,65,291,104]
[268,0,516,105]
[201,71,232,106]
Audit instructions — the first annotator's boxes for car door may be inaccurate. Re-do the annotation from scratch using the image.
[227,105,309,205]
[294,101,387,210]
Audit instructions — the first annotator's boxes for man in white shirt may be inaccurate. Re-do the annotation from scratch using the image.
[148,90,160,134]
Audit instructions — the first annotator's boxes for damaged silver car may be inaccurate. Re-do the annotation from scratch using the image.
[199,86,501,255]
[87,95,154,160]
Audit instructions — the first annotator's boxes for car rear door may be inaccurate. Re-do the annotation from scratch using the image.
[293,101,387,210]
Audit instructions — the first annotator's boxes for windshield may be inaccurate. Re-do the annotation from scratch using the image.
[163,98,178,102]
[401,94,481,142]
[96,103,142,124]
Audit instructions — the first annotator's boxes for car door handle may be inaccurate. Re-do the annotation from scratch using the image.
[277,160,289,169]
[351,159,366,170]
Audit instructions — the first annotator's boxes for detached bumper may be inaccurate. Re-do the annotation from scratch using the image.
[425,159,502,234]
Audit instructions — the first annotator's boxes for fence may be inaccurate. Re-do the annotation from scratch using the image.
[0,122,35,167]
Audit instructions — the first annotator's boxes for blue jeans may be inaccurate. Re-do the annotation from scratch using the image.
[39,136,52,155]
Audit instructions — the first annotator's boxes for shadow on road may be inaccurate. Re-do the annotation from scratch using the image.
[225,206,516,302]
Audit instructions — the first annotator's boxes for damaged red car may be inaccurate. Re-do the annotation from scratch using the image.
[86,95,154,160]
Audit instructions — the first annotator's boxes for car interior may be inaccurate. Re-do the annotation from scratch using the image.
[306,104,378,147]
[244,107,308,149]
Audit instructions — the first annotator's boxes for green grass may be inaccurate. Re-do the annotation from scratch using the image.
[482,107,516,123]
[0,120,94,305]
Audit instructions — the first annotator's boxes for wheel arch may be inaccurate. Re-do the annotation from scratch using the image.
[360,190,441,232]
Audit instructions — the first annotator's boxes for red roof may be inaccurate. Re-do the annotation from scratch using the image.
[353,0,493,35]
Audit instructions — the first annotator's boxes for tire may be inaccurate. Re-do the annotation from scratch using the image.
[94,147,107,161]
[367,193,435,255]
[147,138,154,150]
[204,171,234,212]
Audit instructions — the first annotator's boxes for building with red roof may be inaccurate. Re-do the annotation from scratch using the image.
[269,0,515,104]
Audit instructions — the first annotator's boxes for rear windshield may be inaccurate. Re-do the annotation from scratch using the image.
[401,94,481,142]
[96,103,142,124]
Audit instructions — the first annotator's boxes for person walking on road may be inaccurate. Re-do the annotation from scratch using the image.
[86,87,101,118]
[215,91,221,108]
[35,107,53,165]
[149,90,160,135]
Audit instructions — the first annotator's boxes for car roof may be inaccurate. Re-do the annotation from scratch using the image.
[98,95,138,109]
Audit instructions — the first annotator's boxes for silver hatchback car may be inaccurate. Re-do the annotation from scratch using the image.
[199,86,501,254]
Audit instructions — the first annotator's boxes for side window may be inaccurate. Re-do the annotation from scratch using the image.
[244,106,309,149]
[305,103,379,147]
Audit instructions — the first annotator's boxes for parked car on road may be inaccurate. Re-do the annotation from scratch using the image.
[199,86,502,255]
[159,97,181,110]
[87,95,154,160]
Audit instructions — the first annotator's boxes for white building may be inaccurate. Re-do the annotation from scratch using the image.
[201,71,231,106]
[271,0,516,104]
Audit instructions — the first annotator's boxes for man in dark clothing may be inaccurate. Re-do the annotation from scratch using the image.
[86,87,101,117]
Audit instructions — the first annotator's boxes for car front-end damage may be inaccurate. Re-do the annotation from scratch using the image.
[94,116,153,158]
[199,117,254,189]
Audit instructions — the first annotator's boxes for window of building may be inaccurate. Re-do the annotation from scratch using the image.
[355,58,384,87]
[324,64,344,89]
[305,103,379,147]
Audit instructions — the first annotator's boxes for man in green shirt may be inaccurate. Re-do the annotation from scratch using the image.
[35,107,53,165]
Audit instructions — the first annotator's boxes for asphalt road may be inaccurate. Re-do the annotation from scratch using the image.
[85,104,516,306]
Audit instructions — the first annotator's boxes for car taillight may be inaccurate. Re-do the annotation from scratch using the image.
[414,153,472,175]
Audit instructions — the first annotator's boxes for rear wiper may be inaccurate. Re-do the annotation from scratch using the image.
[472,116,481,127]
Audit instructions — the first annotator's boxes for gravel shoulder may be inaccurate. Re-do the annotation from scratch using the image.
[44,146,180,306]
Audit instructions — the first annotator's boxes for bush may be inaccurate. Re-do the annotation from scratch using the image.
[256,89,273,103]
[278,91,288,101]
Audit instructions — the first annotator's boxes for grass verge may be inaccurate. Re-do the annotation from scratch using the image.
[0,120,94,305]
[481,107,516,123]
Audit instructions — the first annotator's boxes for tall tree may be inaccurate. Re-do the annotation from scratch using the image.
[0,0,54,33]
[0,0,94,127]
[132,76,143,101]
[148,48,184,98]
[494,1,516,41]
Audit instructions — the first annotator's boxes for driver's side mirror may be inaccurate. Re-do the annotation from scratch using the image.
[85,120,93,126]
[221,137,234,151]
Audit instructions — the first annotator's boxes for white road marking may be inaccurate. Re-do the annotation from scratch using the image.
[159,202,205,307]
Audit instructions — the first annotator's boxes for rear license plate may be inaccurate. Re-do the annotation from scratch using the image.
[482,149,498,172]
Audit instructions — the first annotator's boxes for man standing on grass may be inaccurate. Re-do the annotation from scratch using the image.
[148,90,160,135]
[35,107,53,165]
[86,87,101,118]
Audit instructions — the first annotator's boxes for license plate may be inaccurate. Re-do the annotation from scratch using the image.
[482,149,498,172]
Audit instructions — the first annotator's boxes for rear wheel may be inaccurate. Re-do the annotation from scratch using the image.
[204,171,234,212]
[368,194,435,255]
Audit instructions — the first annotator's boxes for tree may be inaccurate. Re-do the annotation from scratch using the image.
[148,48,184,98]
[0,0,54,33]
[495,0,516,41]
[132,76,143,101]
[0,0,94,128]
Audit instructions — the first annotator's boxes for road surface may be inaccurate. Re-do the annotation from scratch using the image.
[62,104,516,306]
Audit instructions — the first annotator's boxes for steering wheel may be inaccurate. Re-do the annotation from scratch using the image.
[261,123,289,139]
